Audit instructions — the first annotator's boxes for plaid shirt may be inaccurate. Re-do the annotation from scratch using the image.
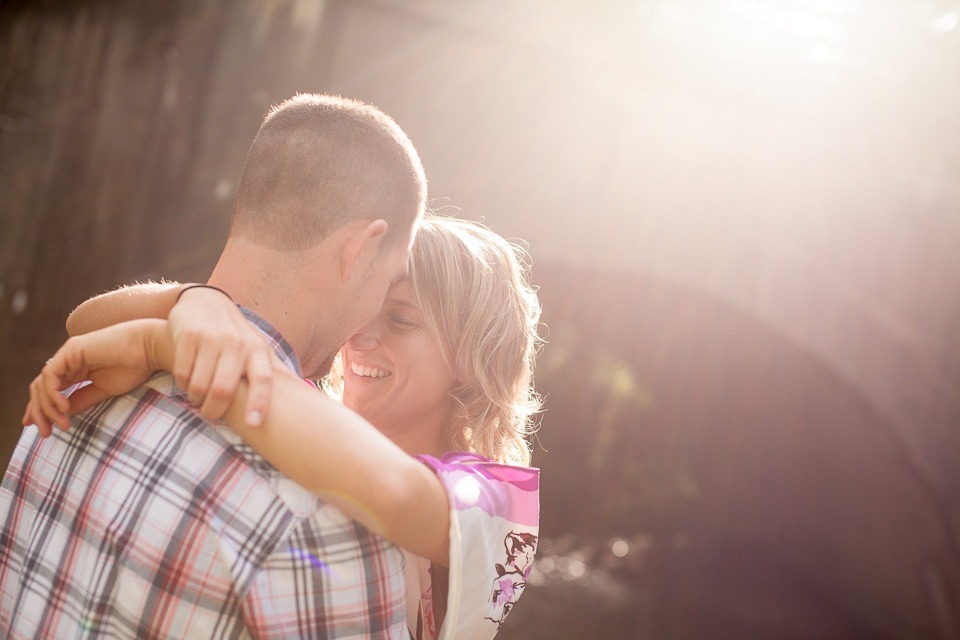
[0,309,407,639]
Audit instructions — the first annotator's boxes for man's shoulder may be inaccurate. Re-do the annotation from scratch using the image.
[0,379,323,634]
[8,371,321,548]
[126,372,319,515]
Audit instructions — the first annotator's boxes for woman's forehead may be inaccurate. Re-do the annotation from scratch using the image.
[385,278,417,305]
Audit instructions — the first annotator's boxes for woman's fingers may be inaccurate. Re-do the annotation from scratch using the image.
[39,367,71,434]
[22,322,166,439]
[196,342,276,427]
[24,345,82,437]
[25,378,47,436]
[185,340,219,408]
[173,327,244,420]
[170,322,275,427]
[34,372,61,432]
[172,329,199,393]
[41,365,71,415]
[28,376,55,438]
[198,345,244,421]
[242,350,274,427]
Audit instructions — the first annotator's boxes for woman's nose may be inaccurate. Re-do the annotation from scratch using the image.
[347,322,381,351]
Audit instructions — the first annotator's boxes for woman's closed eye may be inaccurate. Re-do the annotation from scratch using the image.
[388,314,418,329]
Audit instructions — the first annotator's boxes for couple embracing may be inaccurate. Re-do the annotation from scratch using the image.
[0,94,541,639]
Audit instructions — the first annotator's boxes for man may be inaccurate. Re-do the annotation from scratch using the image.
[0,94,426,638]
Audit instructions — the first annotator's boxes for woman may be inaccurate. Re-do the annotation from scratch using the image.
[26,215,543,640]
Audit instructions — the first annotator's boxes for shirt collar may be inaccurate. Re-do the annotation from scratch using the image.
[239,306,303,378]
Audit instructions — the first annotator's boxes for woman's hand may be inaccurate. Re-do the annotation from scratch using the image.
[168,286,278,427]
[23,319,172,437]
[64,281,275,427]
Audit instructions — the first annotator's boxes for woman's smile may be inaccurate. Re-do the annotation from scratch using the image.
[349,361,391,379]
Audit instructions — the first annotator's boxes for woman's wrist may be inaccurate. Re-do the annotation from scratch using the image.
[175,283,234,304]
[141,319,176,372]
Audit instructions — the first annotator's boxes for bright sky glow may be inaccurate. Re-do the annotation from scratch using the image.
[932,12,958,33]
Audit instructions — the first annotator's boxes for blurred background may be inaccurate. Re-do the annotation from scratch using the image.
[1,0,959,637]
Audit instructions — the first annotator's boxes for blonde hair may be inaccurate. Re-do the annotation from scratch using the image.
[409,215,543,466]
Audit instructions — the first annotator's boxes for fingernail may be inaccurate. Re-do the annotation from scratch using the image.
[247,410,262,427]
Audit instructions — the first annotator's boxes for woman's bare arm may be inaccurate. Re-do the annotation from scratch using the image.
[66,282,183,336]
[222,374,452,566]
[66,282,276,427]
[29,319,451,565]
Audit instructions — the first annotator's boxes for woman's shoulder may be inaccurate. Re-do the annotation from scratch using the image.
[415,450,539,532]
[419,451,539,480]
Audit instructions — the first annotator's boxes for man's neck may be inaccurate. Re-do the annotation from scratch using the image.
[208,236,336,376]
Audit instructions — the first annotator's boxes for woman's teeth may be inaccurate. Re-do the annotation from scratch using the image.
[351,362,391,378]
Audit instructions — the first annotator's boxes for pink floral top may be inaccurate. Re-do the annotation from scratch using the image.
[408,452,540,640]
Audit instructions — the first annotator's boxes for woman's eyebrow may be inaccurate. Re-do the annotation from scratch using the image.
[386,298,419,311]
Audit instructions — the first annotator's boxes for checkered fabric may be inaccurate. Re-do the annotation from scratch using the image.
[0,309,407,639]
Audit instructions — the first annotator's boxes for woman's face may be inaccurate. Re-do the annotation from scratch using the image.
[340,279,459,439]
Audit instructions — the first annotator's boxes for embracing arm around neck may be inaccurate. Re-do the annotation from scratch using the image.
[31,318,452,566]
[65,282,277,428]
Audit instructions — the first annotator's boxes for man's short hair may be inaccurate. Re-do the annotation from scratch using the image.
[231,94,427,250]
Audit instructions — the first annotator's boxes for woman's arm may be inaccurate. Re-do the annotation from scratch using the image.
[221,372,452,566]
[66,282,275,426]
[29,319,452,566]
[66,281,183,336]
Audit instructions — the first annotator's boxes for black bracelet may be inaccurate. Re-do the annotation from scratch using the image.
[175,283,234,303]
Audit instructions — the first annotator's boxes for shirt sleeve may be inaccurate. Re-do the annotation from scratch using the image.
[413,452,540,640]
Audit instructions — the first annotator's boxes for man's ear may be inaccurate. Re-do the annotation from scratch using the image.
[341,219,388,284]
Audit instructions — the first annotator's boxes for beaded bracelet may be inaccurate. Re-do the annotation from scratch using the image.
[175,283,234,303]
